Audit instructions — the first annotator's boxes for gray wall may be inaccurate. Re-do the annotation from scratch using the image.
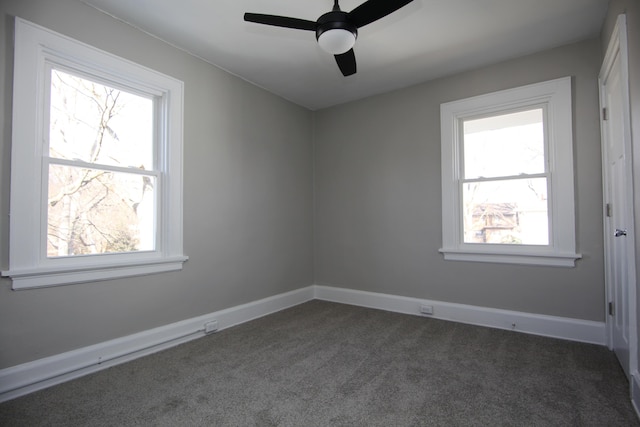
[313,38,605,322]
[602,0,640,375]
[0,0,314,368]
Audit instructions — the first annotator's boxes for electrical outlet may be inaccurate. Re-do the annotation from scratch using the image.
[204,320,218,333]
[419,304,434,315]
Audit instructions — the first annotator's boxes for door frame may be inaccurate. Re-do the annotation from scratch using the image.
[599,14,637,380]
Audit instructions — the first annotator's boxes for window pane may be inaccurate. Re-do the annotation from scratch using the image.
[462,178,548,245]
[463,109,545,179]
[47,165,155,257]
[49,69,153,170]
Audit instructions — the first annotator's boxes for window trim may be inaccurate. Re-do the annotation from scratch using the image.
[2,18,187,289]
[439,77,581,267]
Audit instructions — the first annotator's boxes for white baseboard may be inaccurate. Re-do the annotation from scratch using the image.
[313,284,606,345]
[0,283,607,403]
[632,372,640,419]
[0,286,314,403]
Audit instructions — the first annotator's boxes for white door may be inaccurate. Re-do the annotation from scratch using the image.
[600,15,636,379]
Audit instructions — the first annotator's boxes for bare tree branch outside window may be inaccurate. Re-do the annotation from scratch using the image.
[47,69,155,257]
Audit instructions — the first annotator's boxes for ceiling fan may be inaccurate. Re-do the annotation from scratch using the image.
[244,0,415,76]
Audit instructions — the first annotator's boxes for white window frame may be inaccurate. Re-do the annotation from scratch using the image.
[2,18,187,289]
[439,77,581,267]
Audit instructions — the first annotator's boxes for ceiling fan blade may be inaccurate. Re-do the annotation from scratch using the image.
[348,0,414,28]
[244,13,316,31]
[335,49,357,76]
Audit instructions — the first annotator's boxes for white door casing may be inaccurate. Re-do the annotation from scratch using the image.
[599,14,637,379]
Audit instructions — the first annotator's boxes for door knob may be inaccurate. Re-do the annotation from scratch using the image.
[615,229,627,237]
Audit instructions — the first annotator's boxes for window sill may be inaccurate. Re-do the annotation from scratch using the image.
[439,247,581,267]
[1,256,189,290]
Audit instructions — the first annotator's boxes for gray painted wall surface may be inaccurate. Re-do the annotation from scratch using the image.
[313,39,605,322]
[0,0,314,368]
[602,0,640,376]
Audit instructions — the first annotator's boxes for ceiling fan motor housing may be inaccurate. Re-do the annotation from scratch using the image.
[316,11,358,41]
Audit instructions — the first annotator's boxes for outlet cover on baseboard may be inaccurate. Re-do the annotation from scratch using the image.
[204,320,218,333]
[419,304,434,315]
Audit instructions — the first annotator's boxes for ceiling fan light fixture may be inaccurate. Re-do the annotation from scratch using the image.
[317,28,356,54]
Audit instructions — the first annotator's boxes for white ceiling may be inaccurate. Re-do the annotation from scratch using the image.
[81,0,609,110]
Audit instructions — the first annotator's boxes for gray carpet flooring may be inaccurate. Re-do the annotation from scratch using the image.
[1,300,638,426]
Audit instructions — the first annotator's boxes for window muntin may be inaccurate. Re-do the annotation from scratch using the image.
[460,108,550,246]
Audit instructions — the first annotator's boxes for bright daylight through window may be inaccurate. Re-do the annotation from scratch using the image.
[462,108,548,246]
[2,19,187,289]
[48,69,156,256]
[440,77,581,267]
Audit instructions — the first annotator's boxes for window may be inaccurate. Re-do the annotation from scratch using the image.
[439,77,581,267]
[2,19,187,289]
